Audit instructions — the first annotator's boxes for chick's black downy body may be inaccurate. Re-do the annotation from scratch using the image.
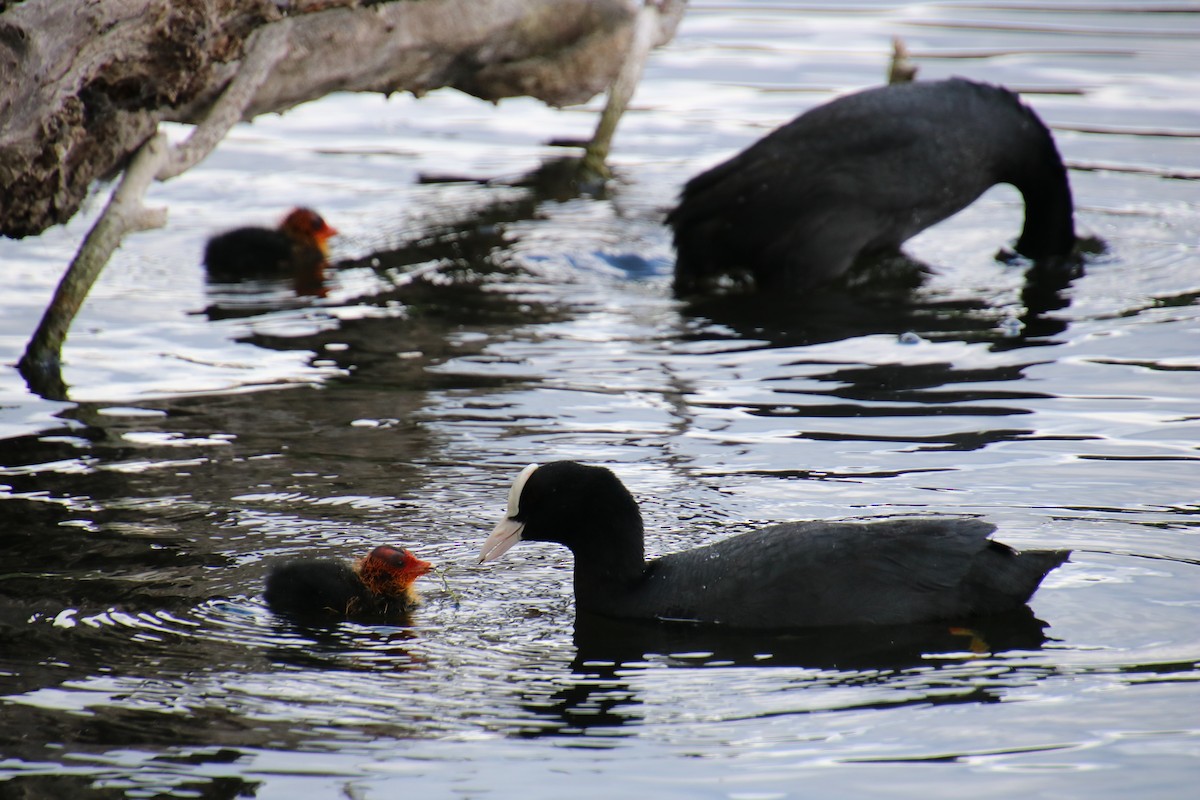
[265,545,431,620]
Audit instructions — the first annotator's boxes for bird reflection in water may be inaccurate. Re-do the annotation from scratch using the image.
[510,609,1055,739]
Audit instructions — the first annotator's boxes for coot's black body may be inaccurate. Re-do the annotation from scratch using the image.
[668,78,1076,295]
[264,545,430,619]
[480,462,1068,630]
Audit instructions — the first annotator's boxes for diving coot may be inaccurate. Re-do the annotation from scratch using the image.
[480,462,1069,629]
[265,545,432,619]
[204,207,338,280]
[668,78,1076,295]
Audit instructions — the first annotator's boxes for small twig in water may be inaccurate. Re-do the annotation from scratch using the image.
[432,566,462,608]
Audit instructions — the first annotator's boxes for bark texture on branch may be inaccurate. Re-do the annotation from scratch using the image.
[0,0,684,238]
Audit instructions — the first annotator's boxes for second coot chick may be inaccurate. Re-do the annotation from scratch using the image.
[480,462,1069,629]
[668,78,1076,295]
[204,207,338,281]
[265,545,432,619]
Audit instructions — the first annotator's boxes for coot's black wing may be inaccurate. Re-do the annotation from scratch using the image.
[638,518,1065,628]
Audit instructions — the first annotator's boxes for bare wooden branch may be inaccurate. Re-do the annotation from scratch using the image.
[157,20,293,181]
[17,133,171,399]
[15,15,319,398]
[584,1,671,177]
[888,37,919,84]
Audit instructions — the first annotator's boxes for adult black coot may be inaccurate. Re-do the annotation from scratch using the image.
[668,78,1076,295]
[265,545,432,619]
[479,462,1069,629]
[204,207,338,281]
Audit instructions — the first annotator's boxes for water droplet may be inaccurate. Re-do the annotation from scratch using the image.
[998,317,1026,337]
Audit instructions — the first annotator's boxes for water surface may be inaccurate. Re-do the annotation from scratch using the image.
[1,2,1198,798]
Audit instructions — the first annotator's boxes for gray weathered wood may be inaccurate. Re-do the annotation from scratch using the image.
[0,0,685,238]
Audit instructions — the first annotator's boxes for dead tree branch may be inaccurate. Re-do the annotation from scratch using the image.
[0,0,685,238]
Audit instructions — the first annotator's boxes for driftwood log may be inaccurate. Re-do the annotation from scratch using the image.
[0,0,685,238]
[1,0,684,398]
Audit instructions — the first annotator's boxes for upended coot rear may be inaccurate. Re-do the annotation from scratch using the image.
[667,78,1076,295]
[479,462,1068,629]
[265,545,432,619]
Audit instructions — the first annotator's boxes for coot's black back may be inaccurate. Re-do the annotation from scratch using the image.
[669,78,1074,295]
[610,518,1069,629]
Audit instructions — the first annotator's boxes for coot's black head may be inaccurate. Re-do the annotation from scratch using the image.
[480,462,645,573]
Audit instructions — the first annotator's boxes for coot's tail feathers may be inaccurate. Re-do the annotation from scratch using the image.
[967,543,1070,614]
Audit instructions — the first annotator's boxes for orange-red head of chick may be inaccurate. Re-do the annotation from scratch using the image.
[280,207,339,258]
[355,545,433,613]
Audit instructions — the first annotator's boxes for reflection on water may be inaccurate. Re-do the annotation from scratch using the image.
[569,608,1055,670]
[1,1,1199,797]
[513,609,1056,737]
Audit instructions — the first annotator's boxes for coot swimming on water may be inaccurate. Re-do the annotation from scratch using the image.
[204,207,338,280]
[265,545,432,619]
[668,78,1076,295]
[480,462,1068,629]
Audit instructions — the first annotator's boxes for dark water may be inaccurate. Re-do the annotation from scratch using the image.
[2,2,1199,797]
